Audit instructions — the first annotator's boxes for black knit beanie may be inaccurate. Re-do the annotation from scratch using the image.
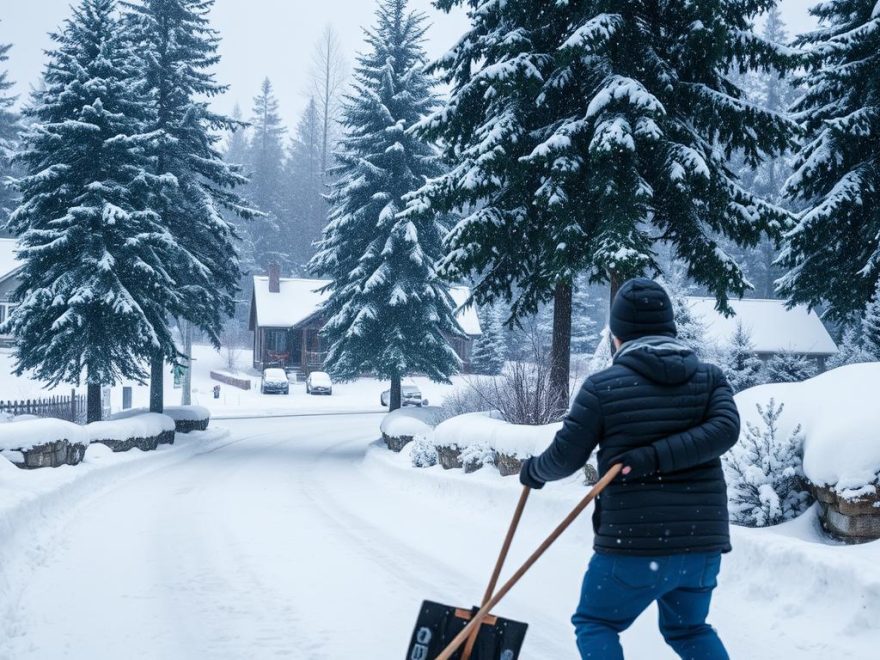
[609,278,677,342]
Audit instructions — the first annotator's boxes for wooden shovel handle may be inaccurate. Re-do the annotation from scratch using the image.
[436,464,623,660]
[461,486,530,660]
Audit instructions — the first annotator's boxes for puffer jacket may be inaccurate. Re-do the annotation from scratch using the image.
[526,335,740,556]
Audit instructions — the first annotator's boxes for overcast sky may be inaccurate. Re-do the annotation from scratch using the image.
[1,0,816,127]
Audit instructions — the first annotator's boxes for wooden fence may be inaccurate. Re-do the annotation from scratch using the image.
[0,389,87,423]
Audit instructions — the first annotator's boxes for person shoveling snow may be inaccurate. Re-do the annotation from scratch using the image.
[520,278,741,659]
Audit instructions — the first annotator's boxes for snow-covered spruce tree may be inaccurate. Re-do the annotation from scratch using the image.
[308,0,460,411]
[414,0,795,408]
[223,103,258,278]
[720,321,766,393]
[723,398,812,527]
[124,0,255,412]
[247,77,287,270]
[659,269,708,358]
[862,279,880,359]
[780,1,880,320]
[0,33,19,226]
[4,0,177,422]
[828,321,873,369]
[764,351,818,384]
[471,303,507,375]
[284,97,326,270]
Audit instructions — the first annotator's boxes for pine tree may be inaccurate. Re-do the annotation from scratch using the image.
[284,97,325,269]
[723,398,811,527]
[0,33,19,227]
[223,103,258,277]
[659,269,708,358]
[246,77,287,270]
[124,0,255,412]
[862,278,880,358]
[414,0,795,406]
[309,0,460,411]
[4,0,177,421]
[721,322,766,393]
[828,319,874,368]
[471,303,507,375]
[764,351,818,384]
[780,1,880,320]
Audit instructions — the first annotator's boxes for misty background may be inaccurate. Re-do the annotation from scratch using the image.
[1,0,815,120]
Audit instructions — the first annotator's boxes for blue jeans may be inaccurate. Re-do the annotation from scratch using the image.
[572,552,728,660]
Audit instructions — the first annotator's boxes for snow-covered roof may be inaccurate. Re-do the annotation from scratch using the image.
[252,277,332,328]
[252,277,482,336]
[686,296,837,356]
[0,238,22,282]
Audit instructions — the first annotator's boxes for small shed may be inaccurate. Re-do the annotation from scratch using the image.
[686,296,838,370]
[249,266,482,375]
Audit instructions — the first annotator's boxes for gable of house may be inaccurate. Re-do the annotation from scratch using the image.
[686,296,838,356]
[250,276,482,336]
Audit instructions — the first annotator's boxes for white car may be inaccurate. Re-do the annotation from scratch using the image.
[260,368,290,395]
[306,371,333,395]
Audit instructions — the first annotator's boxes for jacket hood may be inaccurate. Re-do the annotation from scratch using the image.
[613,335,699,385]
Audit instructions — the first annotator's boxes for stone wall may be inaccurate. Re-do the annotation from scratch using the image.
[172,418,208,434]
[813,485,880,543]
[382,433,413,453]
[11,439,88,469]
[92,429,175,453]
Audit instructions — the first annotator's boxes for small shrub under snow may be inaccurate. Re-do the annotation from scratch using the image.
[723,398,812,527]
[460,443,495,473]
[409,437,438,468]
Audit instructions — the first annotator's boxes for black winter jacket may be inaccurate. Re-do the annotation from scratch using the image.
[527,335,740,556]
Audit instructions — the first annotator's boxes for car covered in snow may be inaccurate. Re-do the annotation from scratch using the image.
[260,368,290,395]
[380,385,427,408]
[306,371,333,395]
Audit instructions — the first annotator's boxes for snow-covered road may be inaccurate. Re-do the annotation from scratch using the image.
[1,415,876,659]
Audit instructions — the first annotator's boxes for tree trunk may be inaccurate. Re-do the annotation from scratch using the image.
[609,270,622,310]
[181,321,192,407]
[86,383,102,423]
[389,374,402,412]
[549,280,573,415]
[150,353,164,413]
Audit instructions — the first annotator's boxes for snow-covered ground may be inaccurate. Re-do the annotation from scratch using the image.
[1,413,877,659]
[0,344,465,418]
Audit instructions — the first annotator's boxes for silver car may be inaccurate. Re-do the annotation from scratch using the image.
[380,385,428,407]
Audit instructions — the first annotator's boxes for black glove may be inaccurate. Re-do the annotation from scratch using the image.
[519,457,546,490]
[613,446,658,480]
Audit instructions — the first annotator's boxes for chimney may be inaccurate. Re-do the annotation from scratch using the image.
[268,262,281,293]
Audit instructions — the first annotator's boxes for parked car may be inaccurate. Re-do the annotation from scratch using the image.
[380,385,428,407]
[306,371,333,395]
[261,368,290,395]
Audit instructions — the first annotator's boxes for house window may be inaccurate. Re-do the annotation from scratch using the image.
[0,304,5,325]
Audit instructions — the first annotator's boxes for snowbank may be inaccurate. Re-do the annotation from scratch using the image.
[0,418,88,452]
[110,405,210,433]
[380,406,442,451]
[433,411,561,458]
[735,363,880,496]
[86,413,175,442]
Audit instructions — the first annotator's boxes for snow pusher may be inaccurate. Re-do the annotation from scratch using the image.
[405,464,623,660]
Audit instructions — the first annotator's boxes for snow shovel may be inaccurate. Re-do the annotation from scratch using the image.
[405,464,622,660]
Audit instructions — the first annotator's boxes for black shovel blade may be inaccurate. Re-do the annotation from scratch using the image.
[405,600,528,660]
